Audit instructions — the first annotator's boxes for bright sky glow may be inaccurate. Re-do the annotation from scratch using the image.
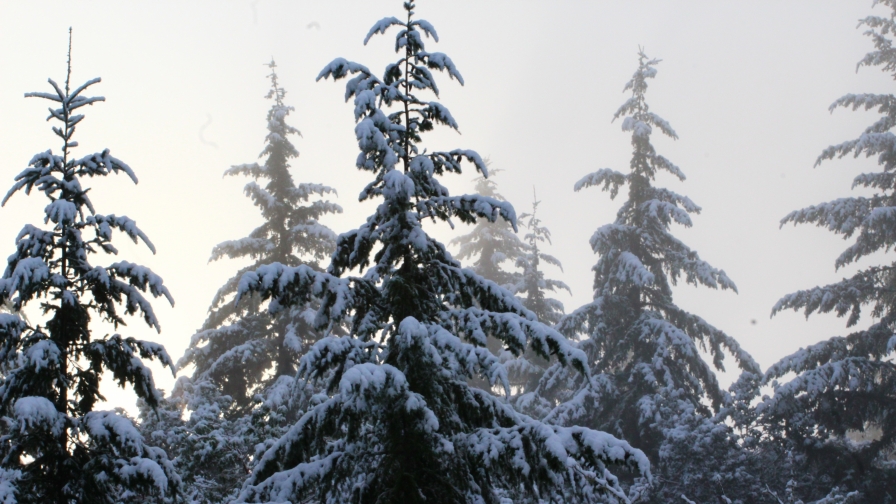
[0,0,890,410]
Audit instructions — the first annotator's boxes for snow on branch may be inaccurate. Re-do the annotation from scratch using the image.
[816,131,896,168]
[237,263,351,326]
[0,258,53,305]
[87,214,156,254]
[575,168,628,199]
[82,410,178,496]
[771,268,883,327]
[421,52,463,84]
[764,320,895,387]
[412,19,439,41]
[209,237,275,262]
[84,335,174,407]
[2,151,64,206]
[444,306,590,378]
[316,58,373,84]
[364,17,405,45]
[75,149,138,184]
[645,112,678,139]
[223,162,265,179]
[297,334,382,384]
[13,396,67,437]
[829,92,896,115]
[107,261,173,306]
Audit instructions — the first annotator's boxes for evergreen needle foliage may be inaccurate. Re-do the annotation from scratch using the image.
[0,35,179,503]
[502,191,571,396]
[161,61,341,502]
[520,50,761,502]
[753,2,896,500]
[179,60,340,415]
[515,191,570,327]
[450,170,527,292]
[234,4,648,503]
[450,170,531,392]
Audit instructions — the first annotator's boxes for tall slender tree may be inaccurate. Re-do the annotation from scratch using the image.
[178,60,341,417]
[235,4,648,503]
[757,3,896,501]
[523,50,760,501]
[0,35,179,503]
[159,60,341,502]
[450,170,526,291]
[451,171,530,391]
[503,191,571,394]
[514,190,570,326]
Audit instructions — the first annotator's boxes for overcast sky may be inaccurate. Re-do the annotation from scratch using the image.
[1,1,891,411]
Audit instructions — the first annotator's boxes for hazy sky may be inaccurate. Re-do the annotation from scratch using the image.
[0,1,891,411]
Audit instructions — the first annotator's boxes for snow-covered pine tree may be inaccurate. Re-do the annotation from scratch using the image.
[0,36,179,503]
[502,191,571,394]
[450,170,530,391]
[758,3,896,501]
[137,376,249,504]
[234,4,649,503]
[514,190,570,327]
[162,60,340,502]
[178,60,340,417]
[522,50,760,501]
[450,169,526,291]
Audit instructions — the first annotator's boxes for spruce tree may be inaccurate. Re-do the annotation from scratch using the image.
[137,377,249,504]
[234,4,649,503]
[450,170,526,291]
[514,191,569,327]
[523,50,760,501]
[758,3,896,500]
[503,192,570,394]
[451,171,531,391]
[161,60,340,502]
[178,60,340,416]
[0,37,179,503]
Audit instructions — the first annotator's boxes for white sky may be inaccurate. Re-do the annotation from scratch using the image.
[0,1,891,412]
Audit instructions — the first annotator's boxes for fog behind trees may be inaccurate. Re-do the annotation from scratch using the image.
[0,0,888,414]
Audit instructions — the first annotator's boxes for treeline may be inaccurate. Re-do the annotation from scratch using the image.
[0,2,894,504]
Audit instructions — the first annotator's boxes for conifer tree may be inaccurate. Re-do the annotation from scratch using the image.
[137,377,249,504]
[757,3,896,500]
[451,171,531,391]
[158,60,340,502]
[234,4,649,503]
[178,60,340,417]
[0,36,179,503]
[503,192,570,394]
[523,50,760,500]
[450,170,526,291]
[514,191,569,326]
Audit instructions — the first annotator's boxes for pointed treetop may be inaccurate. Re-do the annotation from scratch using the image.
[265,58,286,106]
[613,48,679,145]
[65,27,73,95]
[471,164,504,200]
[19,28,107,160]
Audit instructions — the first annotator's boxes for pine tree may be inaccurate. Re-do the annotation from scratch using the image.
[450,171,531,391]
[137,377,250,504]
[757,3,896,501]
[522,50,760,501]
[161,60,340,502]
[0,36,179,503]
[450,169,526,291]
[178,60,340,417]
[503,191,570,394]
[514,191,570,327]
[234,4,649,503]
